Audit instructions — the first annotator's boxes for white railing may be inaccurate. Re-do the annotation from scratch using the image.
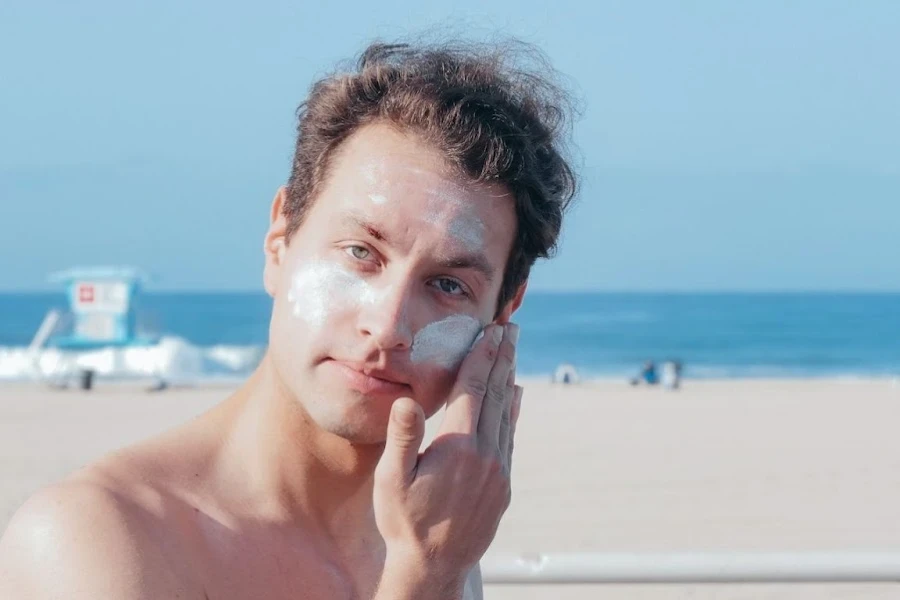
[481,552,900,584]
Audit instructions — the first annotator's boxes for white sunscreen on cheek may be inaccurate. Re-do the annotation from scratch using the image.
[287,262,377,330]
[286,261,407,344]
[410,315,483,370]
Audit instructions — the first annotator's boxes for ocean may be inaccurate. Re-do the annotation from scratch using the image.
[1,292,898,382]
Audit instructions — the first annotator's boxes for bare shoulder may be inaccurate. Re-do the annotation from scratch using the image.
[0,475,199,599]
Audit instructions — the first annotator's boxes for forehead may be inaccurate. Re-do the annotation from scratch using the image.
[313,123,517,255]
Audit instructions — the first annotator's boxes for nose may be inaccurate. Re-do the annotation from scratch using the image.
[356,283,414,351]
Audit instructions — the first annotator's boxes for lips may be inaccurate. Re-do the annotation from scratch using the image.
[328,360,410,395]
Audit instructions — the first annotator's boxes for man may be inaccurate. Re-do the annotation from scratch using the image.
[0,40,575,599]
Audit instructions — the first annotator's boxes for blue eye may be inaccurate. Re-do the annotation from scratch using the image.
[433,278,467,297]
[346,245,370,260]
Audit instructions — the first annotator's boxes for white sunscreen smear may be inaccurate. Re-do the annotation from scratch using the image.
[421,186,486,250]
[288,262,480,369]
[287,261,384,331]
[410,314,483,370]
[369,193,388,205]
[445,211,485,249]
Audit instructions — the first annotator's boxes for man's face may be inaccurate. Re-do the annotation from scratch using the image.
[264,123,520,443]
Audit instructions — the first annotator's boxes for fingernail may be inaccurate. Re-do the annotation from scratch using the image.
[491,324,504,345]
[507,323,520,345]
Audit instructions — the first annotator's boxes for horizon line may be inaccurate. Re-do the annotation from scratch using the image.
[1,287,899,296]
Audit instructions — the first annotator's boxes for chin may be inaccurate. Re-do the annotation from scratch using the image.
[303,389,395,444]
[315,412,392,444]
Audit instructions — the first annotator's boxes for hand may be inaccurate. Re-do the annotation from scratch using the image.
[373,322,523,590]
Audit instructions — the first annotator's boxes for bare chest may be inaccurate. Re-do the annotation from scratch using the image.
[182,517,385,600]
[199,549,381,600]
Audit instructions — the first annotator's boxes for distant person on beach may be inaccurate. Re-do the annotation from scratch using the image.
[0,39,577,599]
[661,360,683,390]
[553,362,580,384]
[630,360,658,386]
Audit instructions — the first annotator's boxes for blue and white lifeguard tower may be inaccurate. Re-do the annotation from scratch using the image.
[46,266,158,351]
[28,266,163,389]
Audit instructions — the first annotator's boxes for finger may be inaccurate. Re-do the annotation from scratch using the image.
[477,323,518,447]
[377,398,425,488]
[506,385,523,473]
[498,363,516,469]
[439,324,504,435]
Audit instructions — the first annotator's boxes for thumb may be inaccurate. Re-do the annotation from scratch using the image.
[379,397,425,486]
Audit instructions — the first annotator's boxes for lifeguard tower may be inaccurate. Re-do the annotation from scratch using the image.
[47,267,157,350]
[32,267,161,389]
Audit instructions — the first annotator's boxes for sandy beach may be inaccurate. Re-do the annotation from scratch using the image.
[2,378,899,598]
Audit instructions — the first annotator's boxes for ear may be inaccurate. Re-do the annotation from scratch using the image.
[494,280,528,324]
[263,187,289,297]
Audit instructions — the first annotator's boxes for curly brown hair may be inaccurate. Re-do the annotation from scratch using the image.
[284,40,577,313]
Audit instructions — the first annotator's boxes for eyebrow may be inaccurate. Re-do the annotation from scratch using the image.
[435,253,497,283]
[341,213,496,282]
[341,214,389,242]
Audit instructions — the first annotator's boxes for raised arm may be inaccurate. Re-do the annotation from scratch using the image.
[372,323,520,599]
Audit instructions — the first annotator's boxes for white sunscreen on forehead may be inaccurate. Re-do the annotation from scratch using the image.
[422,184,487,249]
[444,210,486,249]
[362,159,389,205]
[410,314,483,370]
[363,160,488,249]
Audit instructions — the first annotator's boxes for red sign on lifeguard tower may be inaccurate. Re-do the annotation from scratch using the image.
[47,267,151,348]
[78,284,95,304]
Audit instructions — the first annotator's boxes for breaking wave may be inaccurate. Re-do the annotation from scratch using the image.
[0,336,265,383]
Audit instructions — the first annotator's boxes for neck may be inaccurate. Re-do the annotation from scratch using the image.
[215,354,386,540]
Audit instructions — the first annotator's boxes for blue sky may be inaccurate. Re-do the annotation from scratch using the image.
[1,1,898,291]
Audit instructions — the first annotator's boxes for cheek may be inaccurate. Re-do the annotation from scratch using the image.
[279,260,397,358]
[286,261,359,332]
[410,315,483,371]
[268,262,352,371]
[415,368,458,418]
